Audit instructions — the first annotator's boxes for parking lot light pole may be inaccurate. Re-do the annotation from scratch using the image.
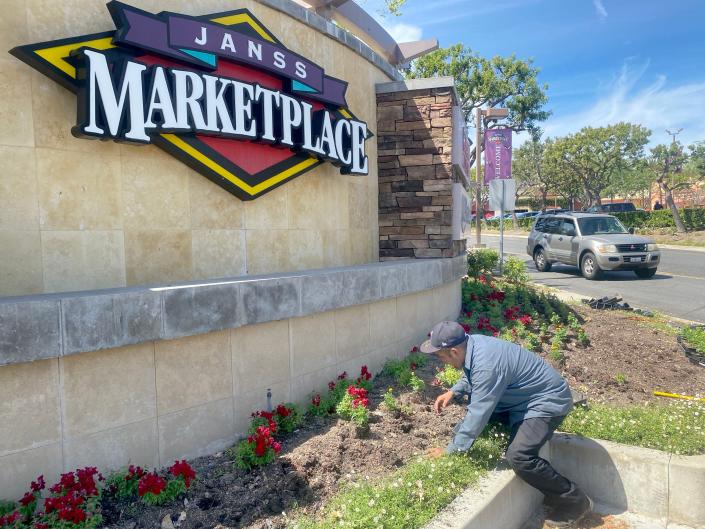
[474,107,509,248]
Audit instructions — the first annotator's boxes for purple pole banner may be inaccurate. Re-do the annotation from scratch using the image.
[108,1,348,106]
[484,128,512,184]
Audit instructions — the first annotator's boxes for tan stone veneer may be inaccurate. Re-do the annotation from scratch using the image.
[0,0,392,297]
[0,280,461,500]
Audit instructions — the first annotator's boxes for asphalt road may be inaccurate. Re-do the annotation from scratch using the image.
[480,233,705,323]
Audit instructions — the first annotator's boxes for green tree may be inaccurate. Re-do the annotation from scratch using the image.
[513,134,559,210]
[548,123,651,207]
[604,163,654,207]
[405,44,550,167]
[649,141,705,233]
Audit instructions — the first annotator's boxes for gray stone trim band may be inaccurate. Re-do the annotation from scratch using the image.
[253,0,403,81]
[0,257,466,367]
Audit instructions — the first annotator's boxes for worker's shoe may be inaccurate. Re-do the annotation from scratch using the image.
[544,495,593,528]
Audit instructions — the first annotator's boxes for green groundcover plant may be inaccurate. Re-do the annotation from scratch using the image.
[561,401,705,456]
[681,326,705,358]
[290,424,509,529]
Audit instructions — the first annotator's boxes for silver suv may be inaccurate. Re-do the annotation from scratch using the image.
[526,212,660,280]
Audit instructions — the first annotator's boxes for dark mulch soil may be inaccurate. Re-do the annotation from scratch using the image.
[102,357,466,529]
[101,305,699,529]
[541,305,705,405]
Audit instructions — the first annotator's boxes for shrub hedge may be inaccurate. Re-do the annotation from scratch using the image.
[614,208,705,231]
[482,208,705,232]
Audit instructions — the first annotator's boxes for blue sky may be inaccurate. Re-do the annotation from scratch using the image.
[366,0,705,147]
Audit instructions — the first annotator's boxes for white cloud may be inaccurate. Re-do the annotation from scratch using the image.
[593,0,608,19]
[544,60,705,147]
[383,21,422,43]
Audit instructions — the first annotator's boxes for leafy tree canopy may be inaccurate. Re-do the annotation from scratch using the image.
[547,122,651,207]
[405,44,550,138]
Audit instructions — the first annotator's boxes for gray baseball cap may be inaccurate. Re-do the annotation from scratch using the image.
[420,321,469,354]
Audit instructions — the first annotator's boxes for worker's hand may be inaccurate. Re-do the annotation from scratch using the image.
[434,390,454,414]
[427,447,445,459]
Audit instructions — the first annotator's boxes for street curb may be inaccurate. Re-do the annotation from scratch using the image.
[659,244,705,253]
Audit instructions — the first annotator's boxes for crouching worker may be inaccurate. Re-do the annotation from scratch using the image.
[421,321,592,528]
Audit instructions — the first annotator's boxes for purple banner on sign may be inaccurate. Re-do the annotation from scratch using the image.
[167,15,325,92]
[484,128,512,184]
[109,2,348,107]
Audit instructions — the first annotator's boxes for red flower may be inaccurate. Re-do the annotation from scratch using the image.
[30,475,45,493]
[138,472,166,497]
[337,371,347,380]
[75,467,100,496]
[347,385,369,408]
[410,363,417,371]
[34,523,49,529]
[275,404,291,418]
[311,394,321,407]
[58,507,86,524]
[359,365,371,381]
[431,378,441,386]
[126,465,145,481]
[486,290,506,303]
[50,472,76,494]
[272,441,282,454]
[328,381,336,391]
[20,491,35,507]
[411,346,419,353]
[0,512,20,527]
[169,460,196,489]
[461,323,471,333]
[519,314,532,326]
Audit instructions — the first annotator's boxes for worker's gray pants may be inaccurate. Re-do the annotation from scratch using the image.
[505,416,587,509]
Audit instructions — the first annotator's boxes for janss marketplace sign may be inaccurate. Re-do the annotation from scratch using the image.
[10,1,371,200]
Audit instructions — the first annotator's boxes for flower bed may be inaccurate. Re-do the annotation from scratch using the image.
[3,269,702,529]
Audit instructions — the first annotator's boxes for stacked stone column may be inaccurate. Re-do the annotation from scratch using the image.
[375,80,464,260]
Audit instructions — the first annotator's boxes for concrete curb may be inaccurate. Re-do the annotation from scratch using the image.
[424,434,705,529]
[423,467,542,529]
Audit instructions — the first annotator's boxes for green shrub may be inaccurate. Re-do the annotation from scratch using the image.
[0,502,16,518]
[408,372,425,392]
[382,388,399,412]
[615,208,705,232]
[434,366,463,388]
[383,353,427,387]
[576,329,590,347]
[336,386,370,426]
[524,333,541,351]
[502,255,529,283]
[466,248,499,278]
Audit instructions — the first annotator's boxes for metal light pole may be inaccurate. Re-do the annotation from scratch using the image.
[474,107,509,248]
[474,108,483,247]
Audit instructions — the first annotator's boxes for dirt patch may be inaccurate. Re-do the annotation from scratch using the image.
[540,306,704,405]
[102,358,467,529]
[651,229,705,248]
[541,513,631,529]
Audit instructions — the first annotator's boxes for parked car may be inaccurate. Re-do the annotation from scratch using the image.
[586,202,637,213]
[515,211,541,219]
[526,212,660,280]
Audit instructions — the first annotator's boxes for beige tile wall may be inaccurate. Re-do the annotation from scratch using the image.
[0,281,461,500]
[0,0,388,297]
